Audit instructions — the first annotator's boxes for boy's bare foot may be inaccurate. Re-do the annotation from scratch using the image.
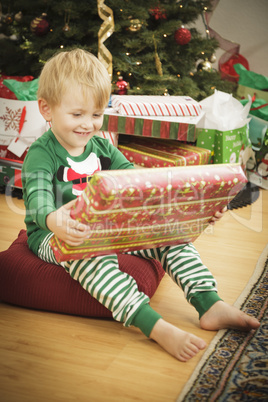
[149,318,206,362]
[200,300,260,331]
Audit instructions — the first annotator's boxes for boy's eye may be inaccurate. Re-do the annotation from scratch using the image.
[73,113,81,117]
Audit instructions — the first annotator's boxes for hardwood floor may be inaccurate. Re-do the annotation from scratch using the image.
[0,189,267,402]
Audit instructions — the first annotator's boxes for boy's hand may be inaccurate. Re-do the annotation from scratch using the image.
[46,199,90,246]
[209,206,227,225]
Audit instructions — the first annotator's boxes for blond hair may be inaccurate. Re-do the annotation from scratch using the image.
[37,48,111,108]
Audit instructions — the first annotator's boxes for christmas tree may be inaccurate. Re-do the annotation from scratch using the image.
[0,0,235,100]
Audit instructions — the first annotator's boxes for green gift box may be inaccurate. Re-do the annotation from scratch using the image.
[246,114,268,190]
[237,85,268,103]
[196,124,251,164]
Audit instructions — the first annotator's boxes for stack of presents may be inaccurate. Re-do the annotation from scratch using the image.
[0,71,267,259]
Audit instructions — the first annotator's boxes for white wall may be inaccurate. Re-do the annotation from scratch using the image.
[194,0,268,76]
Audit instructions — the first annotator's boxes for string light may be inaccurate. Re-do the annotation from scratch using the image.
[202,7,210,39]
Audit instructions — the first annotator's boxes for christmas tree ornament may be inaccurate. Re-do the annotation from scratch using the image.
[209,54,217,63]
[14,11,23,23]
[129,19,142,32]
[116,76,128,95]
[62,9,70,32]
[0,32,19,41]
[4,13,13,25]
[197,59,212,72]
[97,0,114,78]
[174,27,191,45]
[30,13,49,36]
[150,5,167,20]
[62,23,70,32]
[153,35,163,76]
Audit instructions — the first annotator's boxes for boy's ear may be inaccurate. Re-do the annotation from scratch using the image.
[38,98,52,121]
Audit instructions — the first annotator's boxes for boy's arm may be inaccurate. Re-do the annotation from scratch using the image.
[108,141,135,170]
[22,162,56,231]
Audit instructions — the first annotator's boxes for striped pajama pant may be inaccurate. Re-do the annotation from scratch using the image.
[38,234,218,329]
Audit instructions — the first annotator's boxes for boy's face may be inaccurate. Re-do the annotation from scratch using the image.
[45,86,105,156]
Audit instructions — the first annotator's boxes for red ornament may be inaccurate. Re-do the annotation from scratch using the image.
[150,6,167,20]
[174,27,191,45]
[116,76,128,95]
[30,13,50,36]
[219,53,249,83]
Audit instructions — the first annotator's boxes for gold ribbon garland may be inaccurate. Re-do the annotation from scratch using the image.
[97,0,114,78]
[153,35,163,76]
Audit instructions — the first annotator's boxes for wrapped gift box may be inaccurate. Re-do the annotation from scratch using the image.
[0,98,47,162]
[50,163,247,262]
[246,114,268,190]
[196,125,250,164]
[0,74,34,100]
[101,108,205,142]
[118,138,211,168]
[0,158,23,189]
[111,95,202,116]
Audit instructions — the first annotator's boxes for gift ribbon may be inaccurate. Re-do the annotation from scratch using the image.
[251,103,268,111]
[97,0,114,78]
[204,0,249,81]
[15,106,26,143]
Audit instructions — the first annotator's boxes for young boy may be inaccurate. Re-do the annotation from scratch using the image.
[22,49,259,362]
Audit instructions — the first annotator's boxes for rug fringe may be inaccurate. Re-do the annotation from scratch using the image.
[177,244,268,402]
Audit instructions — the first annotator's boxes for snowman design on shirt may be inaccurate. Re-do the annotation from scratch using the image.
[57,153,111,196]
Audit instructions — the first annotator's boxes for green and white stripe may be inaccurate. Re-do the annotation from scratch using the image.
[38,239,217,327]
[129,243,217,302]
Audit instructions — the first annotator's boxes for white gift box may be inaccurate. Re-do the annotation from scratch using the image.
[0,98,47,159]
[111,95,202,117]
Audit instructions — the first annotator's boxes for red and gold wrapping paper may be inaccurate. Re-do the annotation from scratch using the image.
[50,163,247,262]
[118,139,211,168]
[101,109,205,142]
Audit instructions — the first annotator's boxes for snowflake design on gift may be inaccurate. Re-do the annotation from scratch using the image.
[0,107,22,131]
[0,149,7,158]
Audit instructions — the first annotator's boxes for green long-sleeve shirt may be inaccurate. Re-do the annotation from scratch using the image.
[22,129,134,255]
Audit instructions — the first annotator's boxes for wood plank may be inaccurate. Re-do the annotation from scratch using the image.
[0,189,267,401]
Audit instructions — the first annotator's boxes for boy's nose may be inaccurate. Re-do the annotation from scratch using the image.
[81,118,93,130]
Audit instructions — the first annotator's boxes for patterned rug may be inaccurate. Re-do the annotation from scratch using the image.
[177,245,268,401]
